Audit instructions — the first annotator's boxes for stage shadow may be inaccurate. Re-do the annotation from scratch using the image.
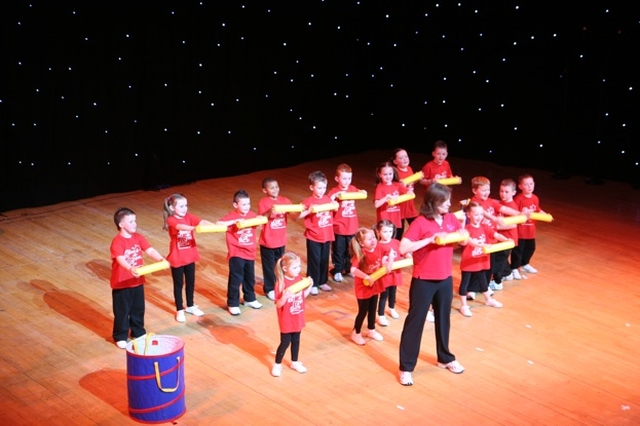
[79,368,128,417]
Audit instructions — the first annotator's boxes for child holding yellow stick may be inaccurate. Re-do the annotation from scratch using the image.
[271,252,313,377]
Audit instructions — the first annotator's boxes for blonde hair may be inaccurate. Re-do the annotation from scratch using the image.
[274,252,301,294]
[163,193,186,231]
[349,227,376,271]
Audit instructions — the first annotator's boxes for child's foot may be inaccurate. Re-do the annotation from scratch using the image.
[485,299,503,308]
[438,360,465,374]
[271,363,283,377]
[512,269,523,280]
[176,310,186,322]
[228,306,241,316]
[267,290,275,301]
[310,286,319,295]
[365,329,384,341]
[333,272,343,282]
[427,310,435,322]
[521,264,538,274]
[466,292,476,301]
[399,371,413,386]
[377,315,390,326]
[459,305,473,317]
[243,300,263,309]
[502,273,514,281]
[388,308,400,319]
[489,280,503,291]
[319,283,332,292]
[186,305,204,316]
[351,330,366,345]
[290,361,307,374]
[116,340,127,349]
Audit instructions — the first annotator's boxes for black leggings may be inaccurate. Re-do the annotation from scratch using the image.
[275,331,301,363]
[354,295,379,333]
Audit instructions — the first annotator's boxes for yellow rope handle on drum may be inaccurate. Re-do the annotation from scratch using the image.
[131,332,156,355]
[154,356,181,393]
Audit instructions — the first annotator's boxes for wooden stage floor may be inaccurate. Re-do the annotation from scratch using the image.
[1,149,639,425]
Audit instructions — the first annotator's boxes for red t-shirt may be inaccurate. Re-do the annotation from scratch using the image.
[328,184,361,236]
[275,275,307,333]
[421,160,453,180]
[351,244,386,298]
[515,193,541,239]
[498,199,519,242]
[379,238,403,288]
[302,195,335,243]
[221,210,258,260]
[395,167,419,220]
[110,232,150,289]
[460,223,494,272]
[470,195,503,232]
[166,212,201,268]
[374,182,408,228]
[258,195,291,248]
[403,213,461,280]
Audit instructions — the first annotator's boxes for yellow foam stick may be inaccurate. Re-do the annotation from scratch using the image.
[388,193,415,206]
[501,215,527,225]
[400,171,424,185]
[196,224,228,233]
[530,212,554,222]
[134,260,170,276]
[272,204,305,213]
[436,176,462,185]
[310,202,339,213]
[453,210,465,221]
[337,191,367,200]
[435,229,470,245]
[483,240,515,254]
[287,277,313,294]
[391,258,413,270]
[236,216,268,229]
[364,266,388,286]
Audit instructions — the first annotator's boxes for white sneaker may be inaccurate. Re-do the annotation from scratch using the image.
[502,273,514,281]
[388,308,400,319]
[485,299,503,308]
[290,361,307,374]
[228,306,241,316]
[319,283,332,292]
[399,371,413,386]
[116,340,127,349]
[489,281,503,291]
[176,310,186,322]
[365,329,384,341]
[427,310,435,322]
[377,315,390,326]
[351,330,366,346]
[521,264,538,274]
[267,290,275,301]
[438,360,465,374]
[460,305,472,317]
[185,305,204,316]
[512,269,522,280]
[271,363,282,377]
[310,286,319,295]
[244,300,263,309]
[333,272,343,282]
[466,292,476,301]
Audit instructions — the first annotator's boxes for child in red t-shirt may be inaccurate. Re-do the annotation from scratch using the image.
[271,252,313,377]
[391,148,419,238]
[512,173,548,277]
[374,161,410,241]
[349,227,394,345]
[163,193,214,323]
[217,189,265,316]
[457,202,509,317]
[327,163,366,283]
[420,140,456,187]
[374,219,407,326]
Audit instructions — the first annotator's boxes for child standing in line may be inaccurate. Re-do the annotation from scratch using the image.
[374,161,411,241]
[467,176,523,297]
[420,140,455,188]
[512,173,547,277]
[110,207,165,349]
[258,177,294,301]
[349,227,394,345]
[327,163,366,283]
[163,193,214,322]
[217,189,264,316]
[374,220,407,326]
[271,252,313,377]
[495,179,520,284]
[457,202,508,317]
[299,171,335,295]
[392,148,420,238]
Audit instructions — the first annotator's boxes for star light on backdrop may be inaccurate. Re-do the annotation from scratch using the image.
[1,2,638,211]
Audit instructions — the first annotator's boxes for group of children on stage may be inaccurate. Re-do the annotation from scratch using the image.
[109,140,548,378]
